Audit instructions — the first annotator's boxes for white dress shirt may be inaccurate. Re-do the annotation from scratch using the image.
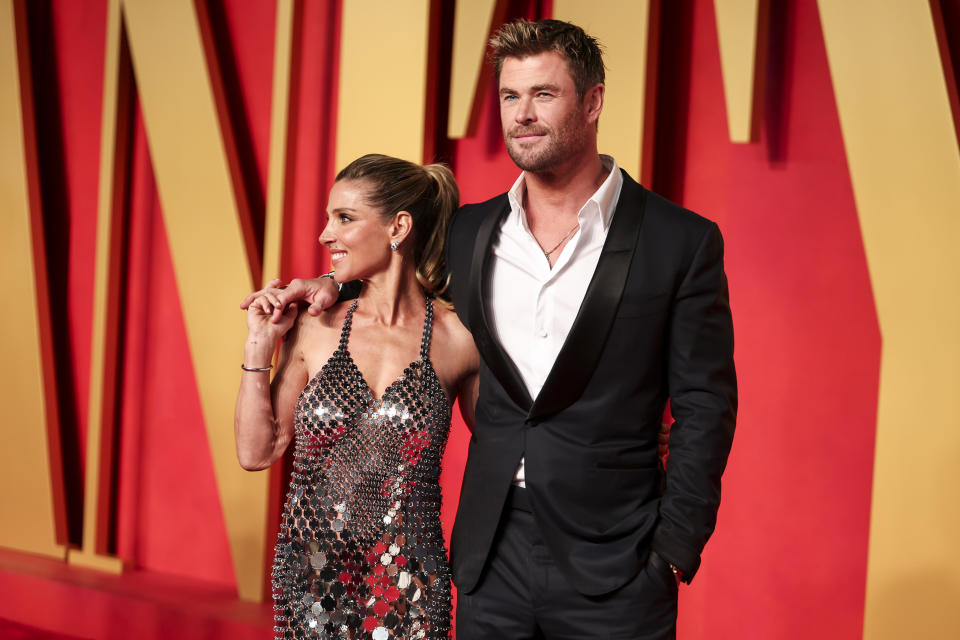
[487,155,623,486]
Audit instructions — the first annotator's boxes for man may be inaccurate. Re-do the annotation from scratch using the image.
[251,19,736,639]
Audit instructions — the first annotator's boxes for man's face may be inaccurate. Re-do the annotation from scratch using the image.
[498,51,592,173]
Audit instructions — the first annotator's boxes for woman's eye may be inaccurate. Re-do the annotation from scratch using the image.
[339,214,351,223]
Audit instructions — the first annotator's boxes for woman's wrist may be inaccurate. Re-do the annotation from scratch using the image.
[243,340,276,368]
[245,329,281,346]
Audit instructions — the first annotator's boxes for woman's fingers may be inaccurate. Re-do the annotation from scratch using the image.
[261,291,281,310]
[242,289,296,324]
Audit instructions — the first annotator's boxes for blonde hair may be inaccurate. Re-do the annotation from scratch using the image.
[335,154,459,300]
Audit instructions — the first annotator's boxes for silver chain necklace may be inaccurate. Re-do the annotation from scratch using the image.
[540,222,580,260]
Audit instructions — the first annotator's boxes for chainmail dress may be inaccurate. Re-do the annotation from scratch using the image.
[272,297,452,639]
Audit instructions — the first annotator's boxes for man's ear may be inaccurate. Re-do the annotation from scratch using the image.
[585,83,604,124]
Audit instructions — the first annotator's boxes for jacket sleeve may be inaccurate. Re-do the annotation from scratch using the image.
[652,221,737,582]
[444,204,474,326]
[443,204,460,305]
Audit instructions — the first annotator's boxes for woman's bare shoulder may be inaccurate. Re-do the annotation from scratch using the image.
[431,302,475,352]
[285,301,353,373]
[286,301,352,356]
[295,300,352,332]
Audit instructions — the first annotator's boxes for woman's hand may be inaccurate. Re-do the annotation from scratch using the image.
[245,292,298,343]
[658,422,671,467]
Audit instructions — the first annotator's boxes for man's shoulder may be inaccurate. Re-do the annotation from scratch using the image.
[619,172,718,240]
[448,192,509,247]
[646,190,716,231]
[456,192,510,220]
[616,172,712,228]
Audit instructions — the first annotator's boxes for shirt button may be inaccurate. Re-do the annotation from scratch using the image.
[536,328,548,338]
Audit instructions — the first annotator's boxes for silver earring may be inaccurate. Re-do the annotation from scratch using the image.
[390,241,399,251]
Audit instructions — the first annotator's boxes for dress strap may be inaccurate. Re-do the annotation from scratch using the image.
[338,299,359,351]
[420,297,434,362]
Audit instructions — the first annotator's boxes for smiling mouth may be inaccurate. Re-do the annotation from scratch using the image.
[330,251,347,262]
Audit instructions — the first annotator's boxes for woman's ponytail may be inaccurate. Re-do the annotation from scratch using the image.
[416,163,458,301]
[335,154,460,303]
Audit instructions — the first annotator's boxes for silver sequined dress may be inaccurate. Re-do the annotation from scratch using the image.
[272,297,452,639]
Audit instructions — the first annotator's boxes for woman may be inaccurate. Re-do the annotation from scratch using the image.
[235,154,479,639]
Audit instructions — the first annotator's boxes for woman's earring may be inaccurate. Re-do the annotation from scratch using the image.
[390,241,400,251]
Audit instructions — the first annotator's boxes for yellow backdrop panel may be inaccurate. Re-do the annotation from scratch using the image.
[263,0,295,283]
[447,0,500,140]
[713,0,762,142]
[819,2,960,638]
[0,0,65,560]
[336,0,432,168]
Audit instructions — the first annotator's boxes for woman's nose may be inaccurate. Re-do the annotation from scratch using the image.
[318,221,332,244]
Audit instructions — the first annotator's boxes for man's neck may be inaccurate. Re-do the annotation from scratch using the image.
[522,152,608,226]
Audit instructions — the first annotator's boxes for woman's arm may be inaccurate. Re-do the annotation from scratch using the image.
[443,310,480,431]
[234,298,306,471]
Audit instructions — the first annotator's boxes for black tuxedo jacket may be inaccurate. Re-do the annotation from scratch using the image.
[445,170,737,596]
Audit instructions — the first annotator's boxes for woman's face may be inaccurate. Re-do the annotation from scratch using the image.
[319,179,393,282]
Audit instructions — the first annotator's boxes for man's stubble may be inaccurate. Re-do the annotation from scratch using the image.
[504,104,590,174]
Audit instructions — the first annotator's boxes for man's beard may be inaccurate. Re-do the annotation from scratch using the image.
[505,109,588,173]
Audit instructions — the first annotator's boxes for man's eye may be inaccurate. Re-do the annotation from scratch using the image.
[537,92,553,98]
[502,94,517,102]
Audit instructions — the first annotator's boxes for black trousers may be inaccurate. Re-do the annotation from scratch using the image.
[456,487,678,640]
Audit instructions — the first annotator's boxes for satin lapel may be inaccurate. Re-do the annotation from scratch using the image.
[467,199,534,412]
[528,173,647,422]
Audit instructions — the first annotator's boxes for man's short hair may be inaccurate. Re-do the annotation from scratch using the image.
[489,19,605,100]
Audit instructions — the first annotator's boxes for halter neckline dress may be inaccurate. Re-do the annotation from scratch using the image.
[272,296,452,639]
